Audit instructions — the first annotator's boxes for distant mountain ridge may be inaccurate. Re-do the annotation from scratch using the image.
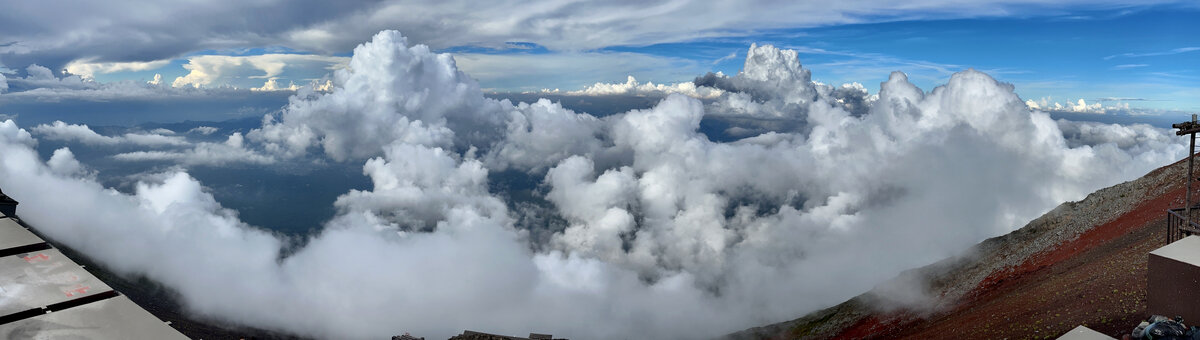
[727,157,1190,339]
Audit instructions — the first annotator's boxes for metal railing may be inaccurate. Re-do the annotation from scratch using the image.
[1166,207,1200,243]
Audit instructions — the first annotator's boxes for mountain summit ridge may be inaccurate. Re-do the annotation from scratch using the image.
[728,157,1190,339]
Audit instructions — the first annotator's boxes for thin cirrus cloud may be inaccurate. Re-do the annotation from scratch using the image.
[0,1,1194,114]
[1104,46,1200,60]
[2,1,1193,72]
[1113,63,1149,69]
[0,31,1187,339]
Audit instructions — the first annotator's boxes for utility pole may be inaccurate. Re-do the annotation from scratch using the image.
[1173,114,1200,229]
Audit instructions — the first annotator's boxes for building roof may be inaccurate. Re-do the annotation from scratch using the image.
[0,207,190,339]
[1055,325,1115,340]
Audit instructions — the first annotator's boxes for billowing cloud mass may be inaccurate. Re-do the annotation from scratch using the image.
[250,32,510,161]
[694,44,879,120]
[0,31,1187,340]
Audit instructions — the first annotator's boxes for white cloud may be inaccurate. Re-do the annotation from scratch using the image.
[122,132,190,146]
[484,99,606,172]
[64,59,172,79]
[0,118,738,339]
[113,132,275,166]
[188,126,219,135]
[12,64,94,90]
[251,78,300,92]
[5,0,1192,99]
[0,72,7,93]
[31,121,120,145]
[30,122,272,166]
[694,44,878,119]
[276,0,1193,53]
[171,54,348,89]
[0,120,35,146]
[0,32,1189,340]
[1024,96,1131,114]
[713,51,739,65]
[1057,119,1180,155]
[32,121,187,146]
[0,65,266,102]
[545,156,639,264]
[546,75,725,99]
[47,147,88,177]
[250,31,507,161]
[1104,46,1200,60]
[1113,63,1149,69]
[1,0,1192,89]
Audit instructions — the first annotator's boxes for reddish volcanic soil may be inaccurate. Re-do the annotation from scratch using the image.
[852,187,1180,339]
[729,159,1194,340]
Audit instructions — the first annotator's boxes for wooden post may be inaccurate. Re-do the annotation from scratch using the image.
[1188,131,1195,230]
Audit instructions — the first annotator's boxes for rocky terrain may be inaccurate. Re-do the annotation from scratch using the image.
[727,157,1192,339]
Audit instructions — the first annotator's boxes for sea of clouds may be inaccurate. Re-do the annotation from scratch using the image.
[0,31,1188,339]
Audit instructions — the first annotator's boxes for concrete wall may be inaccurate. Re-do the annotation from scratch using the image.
[1148,236,1200,323]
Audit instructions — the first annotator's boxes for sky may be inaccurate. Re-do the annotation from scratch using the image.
[0,1,1198,340]
[2,1,1198,116]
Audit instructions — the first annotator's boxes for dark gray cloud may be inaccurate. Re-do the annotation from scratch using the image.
[0,0,373,71]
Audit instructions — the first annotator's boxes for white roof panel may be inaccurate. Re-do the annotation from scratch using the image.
[1151,235,1200,266]
[0,295,189,339]
[0,218,43,251]
[0,249,111,316]
[1055,325,1115,340]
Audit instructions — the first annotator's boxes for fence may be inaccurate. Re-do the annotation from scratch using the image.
[1166,208,1200,243]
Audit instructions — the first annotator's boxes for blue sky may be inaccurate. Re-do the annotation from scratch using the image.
[2,1,1198,117]
[525,6,1200,111]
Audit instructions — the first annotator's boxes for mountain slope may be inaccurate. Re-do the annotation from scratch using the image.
[727,157,1190,339]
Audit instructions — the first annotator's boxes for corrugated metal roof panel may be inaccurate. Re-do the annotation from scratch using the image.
[0,218,43,251]
[0,295,189,339]
[0,249,112,316]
